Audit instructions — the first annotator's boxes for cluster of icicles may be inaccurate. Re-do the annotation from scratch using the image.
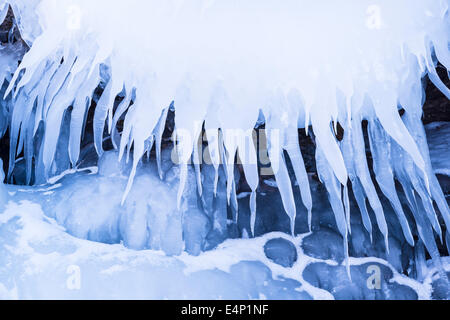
[0,0,449,278]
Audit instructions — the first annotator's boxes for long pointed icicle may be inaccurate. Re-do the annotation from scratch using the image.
[371,90,426,178]
[352,117,389,253]
[205,127,220,196]
[93,78,122,157]
[111,88,132,150]
[267,128,296,235]
[175,127,195,209]
[402,111,450,232]
[284,128,313,231]
[41,53,77,119]
[223,130,238,206]
[343,185,351,235]
[311,108,348,186]
[42,60,87,174]
[352,178,373,241]
[24,108,36,185]
[394,152,445,287]
[68,65,100,166]
[33,59,62,135]
[193,129,203,197]
[155,107,169,179]
[219,130,238,222]
[238,131,259,236]
[340,123,373,238]
[368,119,414,246]
[386,110,443,239]
[391,139,443,241]
[316,145,351,279]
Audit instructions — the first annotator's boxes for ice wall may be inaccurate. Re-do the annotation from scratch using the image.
[0,0,449,295]
[1,199,444,299]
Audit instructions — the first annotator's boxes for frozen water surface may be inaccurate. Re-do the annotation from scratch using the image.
[1,199,444,300]
[0,0,449,299]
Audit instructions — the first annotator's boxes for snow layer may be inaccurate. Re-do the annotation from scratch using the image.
[0,199,438,300]
[0,0,449,299]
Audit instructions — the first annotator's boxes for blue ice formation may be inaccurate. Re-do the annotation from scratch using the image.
[0,0,449,299]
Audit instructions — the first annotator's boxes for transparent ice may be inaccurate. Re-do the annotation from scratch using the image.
[0,0,449,299]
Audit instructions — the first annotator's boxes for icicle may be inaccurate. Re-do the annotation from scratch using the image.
[413,197,449,295]
[111,88,132,150]
[311,106,348,185]
[23,107,36,185]
[315,146,347,236]
[193,129,203,197]
[204,127,221,197]
[68,66,100,166]
[386,108,441,238]
[371,91,426,177]
[284,128,313,231]
[343,185,351,235]
[351,117,389,253]
[121,95,162,204]
[0,3,8,25]
[414,240,427,281]
[340,122,373,239]
[121,136,144,205]
[267,128,296,235]
[391,140,443,240]
[14,60,43,98]
[230,179,239,223]
[7,93,28,180]
[13,63,47,160]
[1,1,450,272]
[155,107,169,179]
[249,190,257,236]
[175,128,194,209]
[316,145,350,279]
[7,60,49,180]
[352,179,373,242]
[222,129,238,206]
[236,129,259,236]
[93,77,122,157]
[118,103,135,162]
[402,111,450,232]
[41,53,77,118]
[426,51,450,100]
[177,162,188,209]
[4,32,57,99]
[394,159,447,290]
[42,63,85,174]
[143,135,154,159]
[219,130,239,221]
[33,59,62,135]
[367,119,414,246]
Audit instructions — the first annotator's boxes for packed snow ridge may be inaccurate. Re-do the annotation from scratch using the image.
[0,0,449,294]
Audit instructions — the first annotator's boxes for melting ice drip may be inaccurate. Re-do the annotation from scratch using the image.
[0,0,449,285]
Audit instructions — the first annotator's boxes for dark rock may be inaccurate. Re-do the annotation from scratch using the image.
[264,238,297,268]
[422,65,450,125]
[303,262,418,300]
[302,227,345,263]
[431,272,450,300]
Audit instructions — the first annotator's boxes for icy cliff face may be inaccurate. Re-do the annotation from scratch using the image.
[0,0,449,299]
[1,199,447,300]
